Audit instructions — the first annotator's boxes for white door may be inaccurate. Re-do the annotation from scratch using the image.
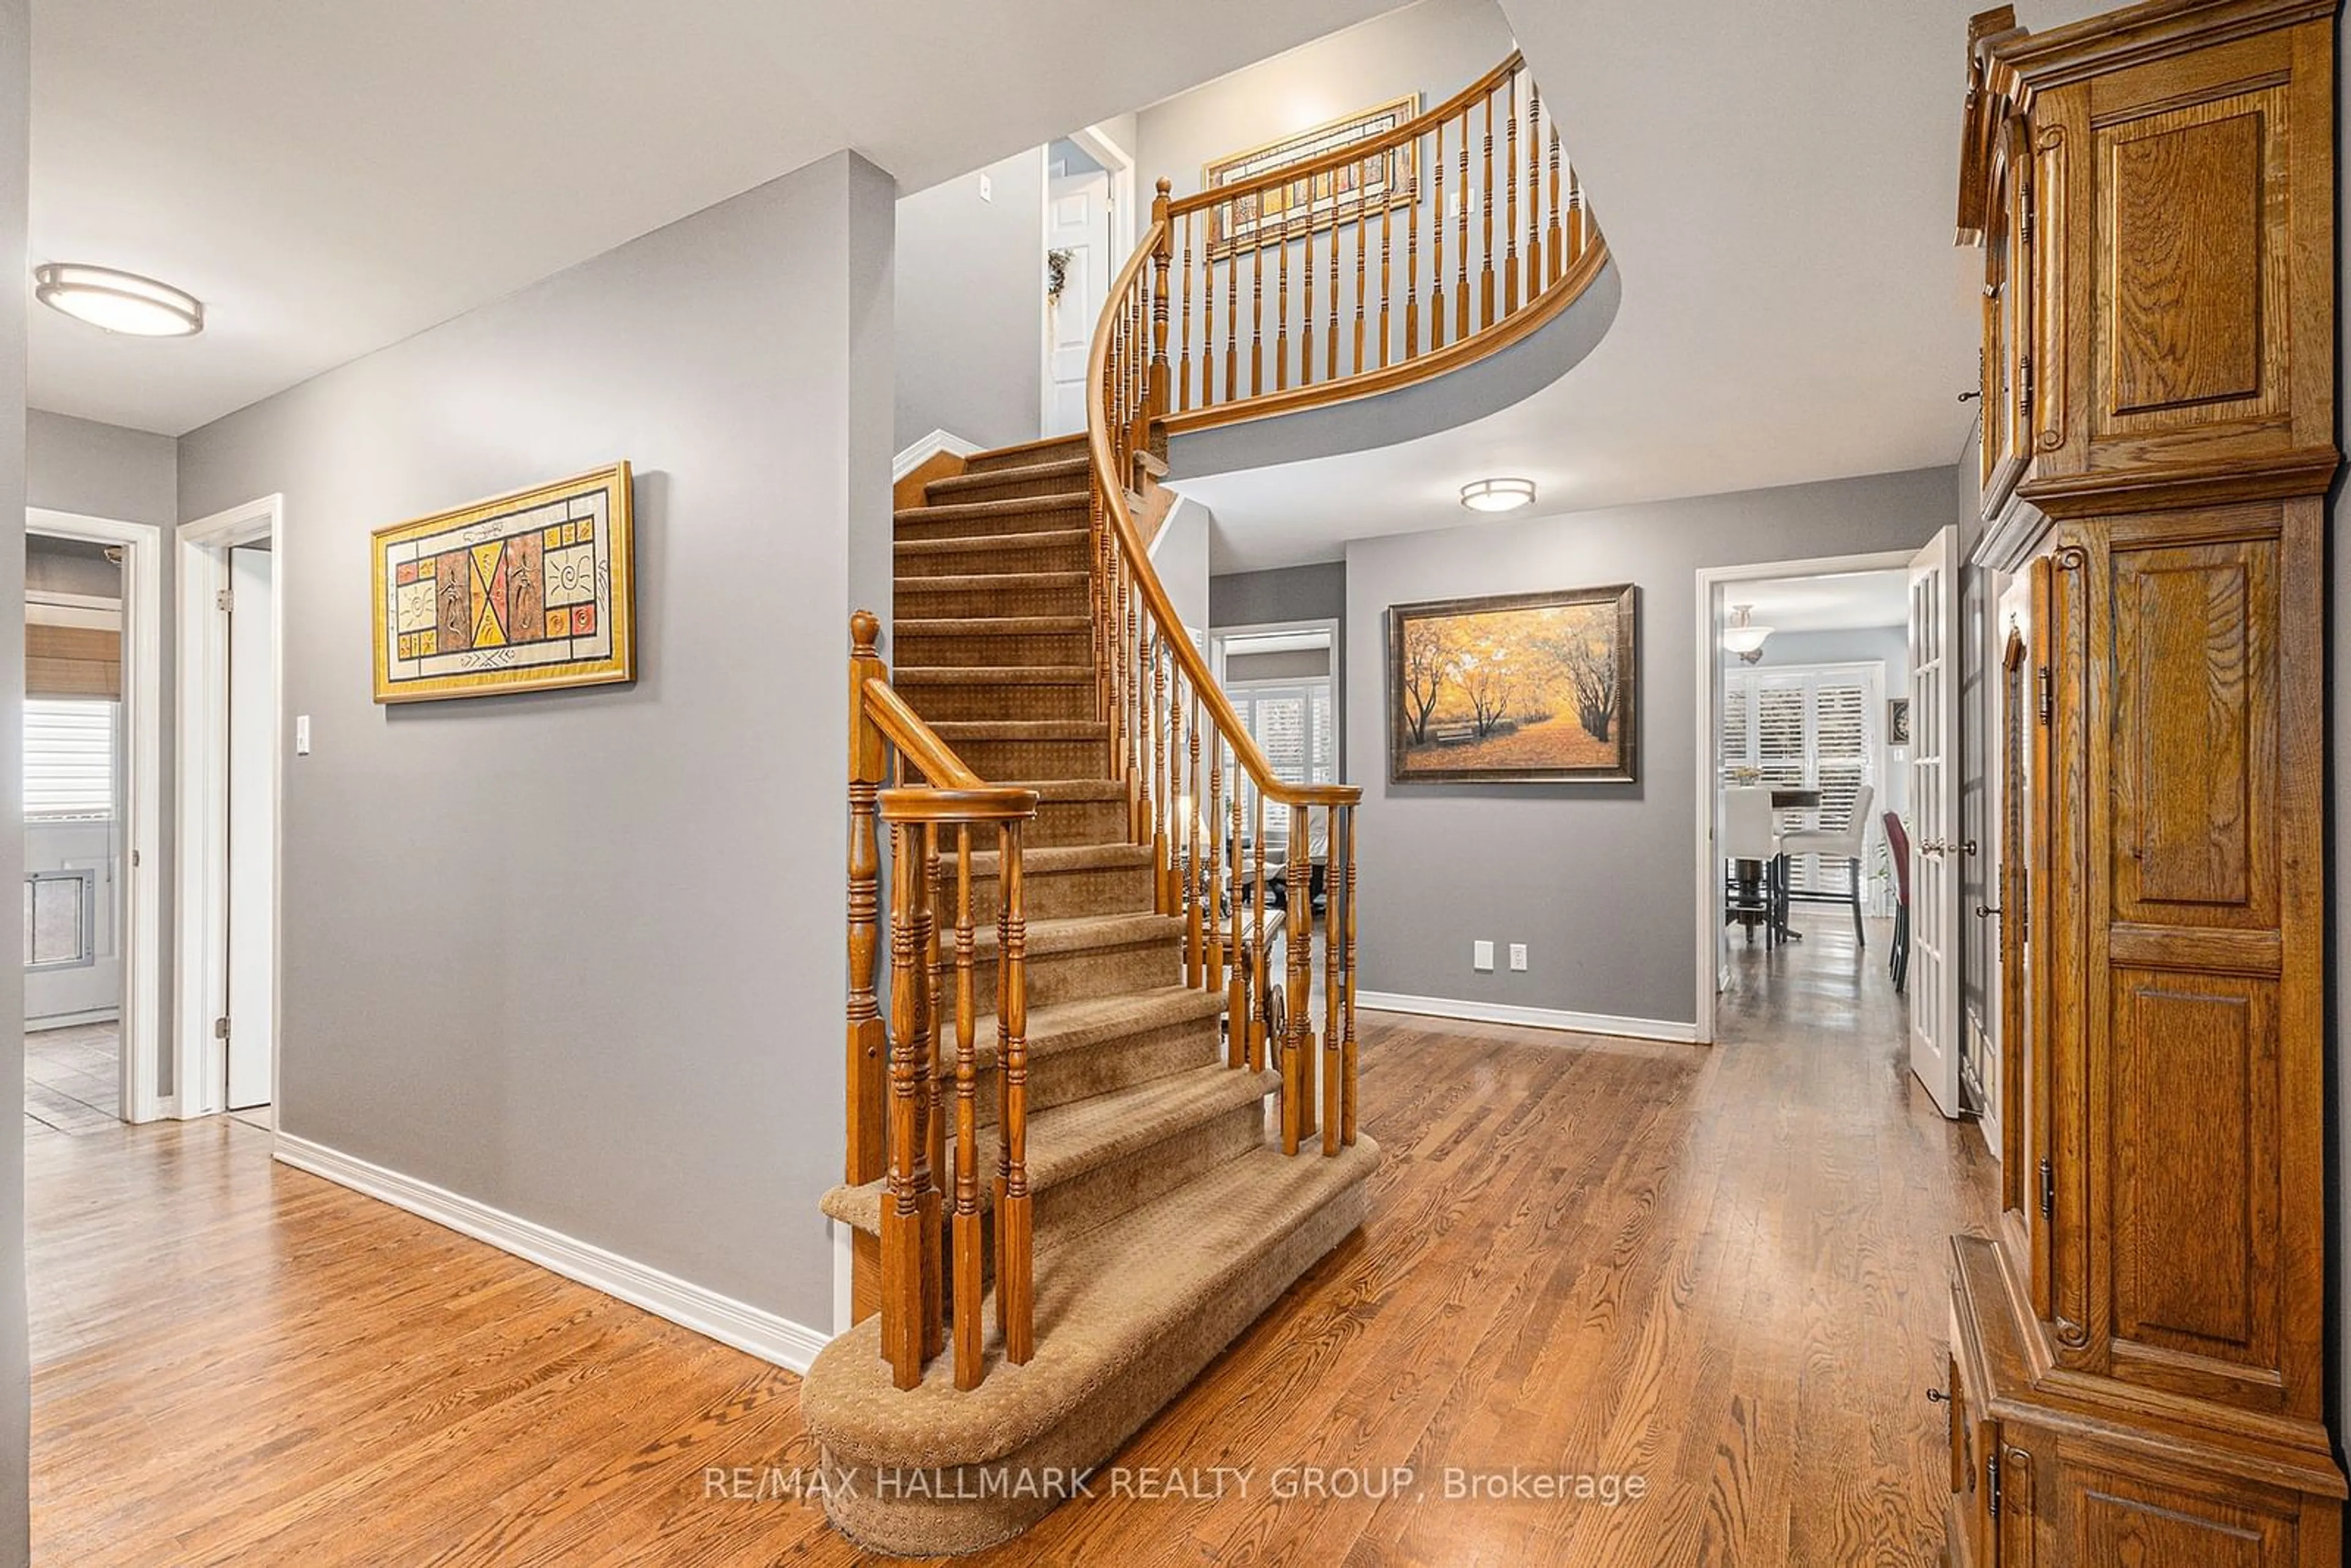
[1043,162,1111,436]
[225,546,275,1111]
[1907,527,1962,1117]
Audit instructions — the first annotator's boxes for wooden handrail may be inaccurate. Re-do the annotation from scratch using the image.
[1165,51,1524,214]
[862,677,989,791]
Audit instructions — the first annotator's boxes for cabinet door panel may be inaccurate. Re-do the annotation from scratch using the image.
[2107,107,2264,416]
[2109,967,2283,1408]
[2110,533,2278,928]
[2065,1458,2297,1566]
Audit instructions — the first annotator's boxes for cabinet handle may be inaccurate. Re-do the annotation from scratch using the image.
[1976,904,2002,920]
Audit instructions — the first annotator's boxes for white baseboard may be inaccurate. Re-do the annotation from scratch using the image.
[893,429,982,482]
[27,1008,121,1032]
[274,1133,831,1373]
[1356,991,1700,1045]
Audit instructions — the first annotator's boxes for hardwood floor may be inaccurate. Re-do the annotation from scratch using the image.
[29,921,1992,1564]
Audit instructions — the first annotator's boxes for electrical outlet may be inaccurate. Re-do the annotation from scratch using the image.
[1509,943,1528,972]
[1473,940,1494,972]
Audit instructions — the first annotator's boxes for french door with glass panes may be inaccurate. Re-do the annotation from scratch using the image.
[1720,662,1883,904]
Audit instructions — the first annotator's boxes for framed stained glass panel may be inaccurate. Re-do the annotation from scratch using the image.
[1203,96,1420,260]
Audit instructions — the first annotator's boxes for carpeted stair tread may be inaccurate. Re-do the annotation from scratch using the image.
[895,615,1092,637]
[960,433,1090,473]
[895,495,1088,530]
[894,664,1095,687]
[924,457,1090,502]
[897,571,1090,595]
[896,528,1089,558]
[819,1063,1276,1236]
[803,1134,1380,1468]
[975,910,1179,958]
[966,841,1150,876]
[930,718,1106,740]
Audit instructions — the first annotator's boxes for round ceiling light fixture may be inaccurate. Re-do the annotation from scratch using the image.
[34,263,204,337]
[1722,603,1775,663]
[1459,476,1536,514]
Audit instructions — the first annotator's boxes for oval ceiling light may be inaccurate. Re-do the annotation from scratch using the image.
[34,263,204,337]
[1459,477,1535,514]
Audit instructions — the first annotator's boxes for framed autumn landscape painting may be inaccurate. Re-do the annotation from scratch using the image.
[1387,584,1638,784]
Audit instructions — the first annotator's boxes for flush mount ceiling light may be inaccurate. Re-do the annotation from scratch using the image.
[34,263,204,337]
[1722,603,1775,664]
[1459,477,1535,514]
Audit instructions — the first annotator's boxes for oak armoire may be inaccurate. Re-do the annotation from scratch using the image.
[1948,0,2344,1562]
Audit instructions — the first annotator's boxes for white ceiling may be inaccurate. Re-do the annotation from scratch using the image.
[29,0,1398,435]
[1727,568,1908,634]
[1180,0,2108,571]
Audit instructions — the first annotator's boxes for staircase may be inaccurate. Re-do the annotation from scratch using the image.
[804,437,1377,1556]
[803,47,1606,1558]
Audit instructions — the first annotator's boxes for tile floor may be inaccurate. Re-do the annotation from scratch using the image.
[24,1022,121,1138]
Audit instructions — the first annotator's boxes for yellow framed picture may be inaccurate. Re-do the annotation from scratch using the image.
[371,462,636,703]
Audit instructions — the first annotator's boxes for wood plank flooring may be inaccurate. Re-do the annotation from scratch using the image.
[29,917,1993,1564]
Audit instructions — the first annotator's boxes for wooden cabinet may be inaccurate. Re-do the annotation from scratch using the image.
[1954,1,2344,1561]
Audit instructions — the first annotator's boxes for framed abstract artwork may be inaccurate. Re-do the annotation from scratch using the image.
[1203,96,1420,260]
[1387,583,1638,784]
[372,462,636,703]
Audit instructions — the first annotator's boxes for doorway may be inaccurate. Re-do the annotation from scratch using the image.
[1692,551,1918,1044]
[23,509,164,1128]
[1041,127,1134,437]
[175,495,282,1125]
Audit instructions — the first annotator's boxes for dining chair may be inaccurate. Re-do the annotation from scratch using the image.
[1722,784,1782,945]
[1777,782,1875,946]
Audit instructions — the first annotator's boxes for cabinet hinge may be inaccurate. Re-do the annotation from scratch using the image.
[2038,1158,2053,1218]
[2020,185,2034,248]
[214,1016,230,1041]
[217,588,234,613]
[2035,666,2052,726]
[2017,870,2027,945]
[2019,353,2034,416]
[1987,1448,2001,1517]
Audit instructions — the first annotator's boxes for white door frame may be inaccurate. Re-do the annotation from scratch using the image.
[1691,550,1916,1045]
[1040,124,1136,435]
[26,507,165,1122]
[174,494,283,1124]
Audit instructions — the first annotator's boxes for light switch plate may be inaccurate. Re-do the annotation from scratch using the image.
[1509,943,1528,972]
[1473,940,1494,972]
[978,173,993,203]
[294,715,311,756]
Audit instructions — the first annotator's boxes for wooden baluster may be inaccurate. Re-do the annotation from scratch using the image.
[1406,130,1422,359]
[1275,209,1291,392]
[1322,808,1342,1155]
[1379,165,1393,370]
[995,820,1033,1365]
[1250,791,1269,1073]
[1455,111,1471,342]
[1206,727,1224,997]
[1148,181,1172,430]
[1352,166,1367,375]
[950,826,983,1389]
[1570,163,1585,264]
[1327,172,1342,381]
[1527,82,1544,293]
[921,823,945,1362]
[1123,572,1144,841]
[882,819,924,1387]
[1224,204,1239,403]
[1480,91,1496,330]
[1342,804,1359,1147]
[1431,118,1447,351]
[1282,803,1313,1155]
[1165,658,1185,917]
[1201,236,1216,412]
[1151,635,1169,910]
[1302,194,1316,388]
[1186,685,1204,987]
[1177,212,1193,413]
[1503,69,1520,317]
[846,615,887,1187]
[1226,767,1245,1066]
[1547,127,1564,287]
[1250,230,1264,398]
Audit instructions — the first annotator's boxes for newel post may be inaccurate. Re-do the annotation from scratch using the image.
[846,612,888,1187]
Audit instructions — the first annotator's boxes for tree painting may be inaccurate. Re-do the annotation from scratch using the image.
[1388,585,1637,782]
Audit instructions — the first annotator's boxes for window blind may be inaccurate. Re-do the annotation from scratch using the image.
[24,699,116,820]
[1722,665,1882,895]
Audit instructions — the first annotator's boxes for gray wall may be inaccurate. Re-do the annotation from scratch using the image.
[1136,0,1512,205]
[1345,467,1947,1023]
[0,1,25,1554]
[894,151,1043,453]
[22,536,116,600]
[176,151,894,1337]
[1211,561,1345,626]
[24,409,179,1097]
